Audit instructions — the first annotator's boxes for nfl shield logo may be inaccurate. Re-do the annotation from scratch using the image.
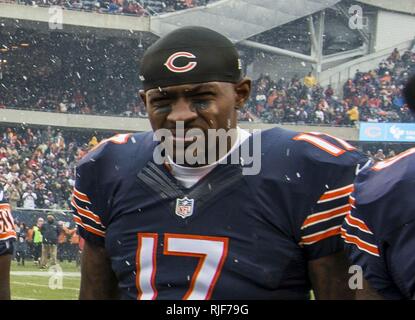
[175,197,194,219]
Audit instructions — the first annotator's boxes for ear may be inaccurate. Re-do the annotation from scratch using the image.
[234,77,251,109]
[139,89,152,113]
[139,89,147,106]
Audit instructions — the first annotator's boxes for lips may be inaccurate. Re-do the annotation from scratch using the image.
[165,129,206,147]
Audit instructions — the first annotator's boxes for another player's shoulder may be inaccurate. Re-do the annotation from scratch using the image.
[262,127,366,166]
[77,131,155,168]
[0,188,16,250]
[352,147,415,234]
[355,147,415,203]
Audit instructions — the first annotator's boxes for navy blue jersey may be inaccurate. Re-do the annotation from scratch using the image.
[342,148,415,300]
[72,128,368,300]
[0,190,16,256]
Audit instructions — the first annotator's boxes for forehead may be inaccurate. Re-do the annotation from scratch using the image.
[145,81,232,97]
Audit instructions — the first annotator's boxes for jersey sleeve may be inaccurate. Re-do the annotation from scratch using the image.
[0,202,16,256]
[71,153,107,247]
[296,132,371,260]
[71,133,135,247]
[342,152,415,299]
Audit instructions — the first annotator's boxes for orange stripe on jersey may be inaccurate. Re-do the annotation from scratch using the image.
[302,204,350,229]
[318,184,354,203]
[0,203,11,210]
[341,228,379,257]
[344,214,373,234]
[88,133,132,154]
[0,230,16,240]
[300,225,342,245]
[349,196,356,206]
[71,199,103,227]
[309,132,356,151]
[293,133,346,157]
[73,188,91,204]
[0,203,15,232]
[73,216,105,237]
[372,147,415,171]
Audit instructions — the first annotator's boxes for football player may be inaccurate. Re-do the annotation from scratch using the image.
[74,26,368,300]
[0,185,16,300]
[342,75,415,299]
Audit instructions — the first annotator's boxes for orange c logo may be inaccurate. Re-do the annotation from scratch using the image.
[164,52,197,73]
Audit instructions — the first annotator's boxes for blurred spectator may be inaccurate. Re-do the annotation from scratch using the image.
[57,221,71,263]
[374,149,386,162]
[22,187,37,209]
[32,217,44,265]
[15,222,28,266]
[40,215,60,268]
[347,105,359,126]
[390,48,401,62]
[387,149,396,158]
[7,181,21,209]
[88,136,99,148]
[303,72,317,88]
[69,226,81,267]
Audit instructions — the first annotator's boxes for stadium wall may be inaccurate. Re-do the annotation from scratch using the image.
[0,109,359,140]
[375,10,415,51]
[246,54,314,83]
[0,3,150,32]
[319,39,413,93]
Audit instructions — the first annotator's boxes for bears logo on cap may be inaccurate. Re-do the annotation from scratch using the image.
[164,51,197,73]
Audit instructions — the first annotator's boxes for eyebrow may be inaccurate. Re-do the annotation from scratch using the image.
[148,84,218,103]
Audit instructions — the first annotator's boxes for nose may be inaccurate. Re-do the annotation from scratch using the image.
[166,97,198,124]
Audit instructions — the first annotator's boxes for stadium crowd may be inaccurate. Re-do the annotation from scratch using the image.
[0,125,113,211]
[245,48,415,125]
[0,32,148,117]
[1,0,210,15]
[1,30,414,125]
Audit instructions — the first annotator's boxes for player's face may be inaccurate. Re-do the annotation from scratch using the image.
[141,80,251,164]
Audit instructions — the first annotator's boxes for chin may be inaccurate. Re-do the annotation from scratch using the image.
[170,148,208,166]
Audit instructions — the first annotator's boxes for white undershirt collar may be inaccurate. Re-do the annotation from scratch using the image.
[166,127,251,188]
